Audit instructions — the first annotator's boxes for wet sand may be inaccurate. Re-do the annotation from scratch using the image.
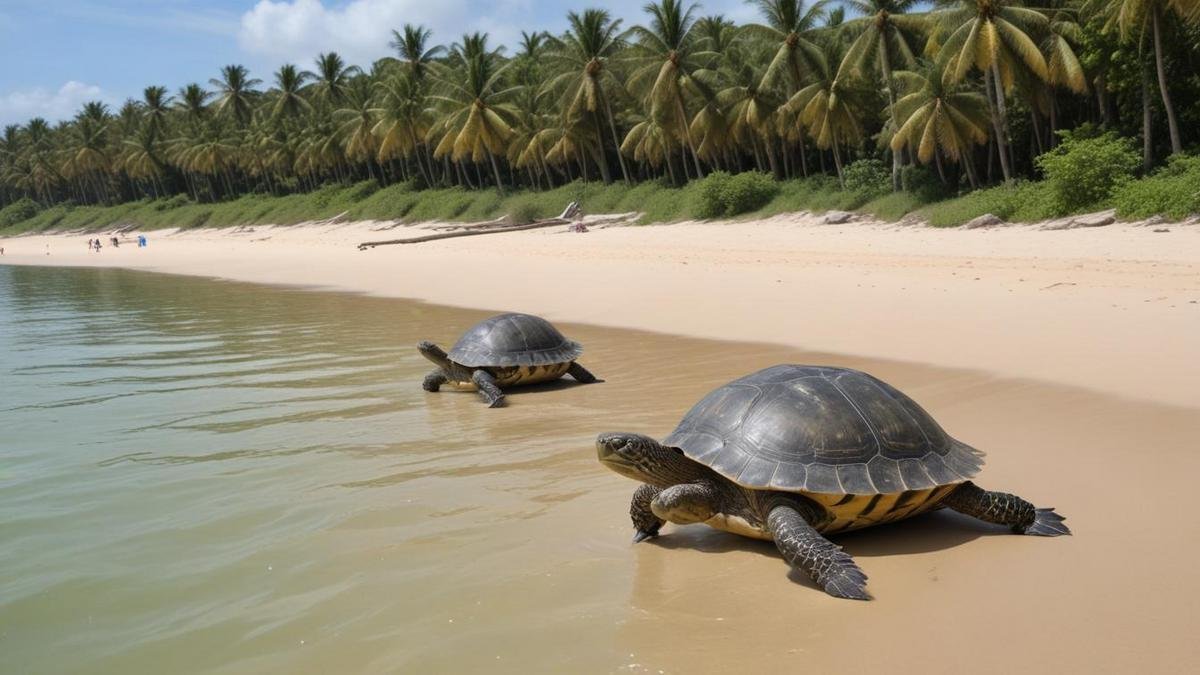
[2,214,1198,407]
[2,218,1198,672]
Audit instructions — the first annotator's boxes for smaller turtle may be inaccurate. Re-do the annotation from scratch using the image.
[597,365,1069,600]
[418,312,601,407]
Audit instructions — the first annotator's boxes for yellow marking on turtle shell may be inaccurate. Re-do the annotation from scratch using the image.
[806,484,960,533]
[493,363,570,387]
[443,363,571,390]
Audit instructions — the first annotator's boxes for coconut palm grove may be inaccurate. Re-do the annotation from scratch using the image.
[2,0,1199,230]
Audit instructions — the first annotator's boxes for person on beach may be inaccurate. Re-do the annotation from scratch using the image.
[88,238,93,251]
[93,239,101,252]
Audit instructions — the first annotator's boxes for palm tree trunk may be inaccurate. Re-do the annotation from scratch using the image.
[486,149,505,194]
[1151,7,1183,155]
[590,109,613,184]
[985,66,1013,182]
[879,33,902,191]
[832,139,845,188]
[675,96,704,177]
[603,96,631,184]
[1142,62,1154,171]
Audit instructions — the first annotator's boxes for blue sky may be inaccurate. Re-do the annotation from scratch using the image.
[0,0,759,127]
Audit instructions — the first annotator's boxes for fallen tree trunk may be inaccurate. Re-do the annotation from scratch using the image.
[357,218,569,250]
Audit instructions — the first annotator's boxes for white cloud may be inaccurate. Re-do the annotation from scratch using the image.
[237,0,470,67]
[234,0,757,70]
[0,81,111,127]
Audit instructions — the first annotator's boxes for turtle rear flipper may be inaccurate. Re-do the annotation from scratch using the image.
[942,481,1071,537]
[1024,507,1071,536]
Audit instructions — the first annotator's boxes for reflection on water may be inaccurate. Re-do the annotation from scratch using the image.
[2,265,1195,674]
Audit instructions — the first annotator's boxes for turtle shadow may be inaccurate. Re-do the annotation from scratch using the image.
[649,510,1005,559]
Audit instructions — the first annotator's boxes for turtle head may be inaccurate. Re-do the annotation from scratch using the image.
[597,432,694,486]
[417,341,449,367]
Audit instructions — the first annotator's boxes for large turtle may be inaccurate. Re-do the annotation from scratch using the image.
[597,364,1069,600]
[418,312,601,407]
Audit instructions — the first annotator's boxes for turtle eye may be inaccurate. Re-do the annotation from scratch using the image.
[672,447,684,456]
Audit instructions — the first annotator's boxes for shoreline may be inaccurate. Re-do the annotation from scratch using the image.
[3,212,1198,408]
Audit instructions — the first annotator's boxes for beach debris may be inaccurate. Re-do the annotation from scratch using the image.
[1153,228,1170,233]
[963,213,1004,229]
[1070,210,1116,228]
[357,201,592,248]
[822,210,855,224]
[569,222,589,233]
[1040,209,1116,230]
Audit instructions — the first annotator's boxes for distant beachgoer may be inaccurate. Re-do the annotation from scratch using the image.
[138,235,147,248]
[88,238,94,251]
[93,239,101,252]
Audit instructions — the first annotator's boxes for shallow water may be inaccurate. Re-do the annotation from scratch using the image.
[1,266,1196,673]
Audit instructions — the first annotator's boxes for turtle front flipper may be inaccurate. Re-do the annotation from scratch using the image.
[630,484,665,543]
[942,481,1071,536]
[567,361,603,384]
[650,483,718,524]
[767,504,870,600]
[422,370,447,392]
[471,369,506,408]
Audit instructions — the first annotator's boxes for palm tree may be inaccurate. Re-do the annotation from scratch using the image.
[627,0,708,177]
[743,0,828,176]
[374,72,434,184]
[142,86,173,137]
[937,0,1049,181]
[335,79,380,180]
[176,83,211,128]
[428,33,518,192]
[890,59,991,186]
[546,9,632,184]
[270,64,311,121]
[1097,0,1188,154]
[838,0,925,189]
[786,43,866,186]
[305,52,360,108]
[209,64,261,127]
[389,24,445,83]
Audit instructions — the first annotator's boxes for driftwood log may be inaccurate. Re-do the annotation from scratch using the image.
[357,218,569,249]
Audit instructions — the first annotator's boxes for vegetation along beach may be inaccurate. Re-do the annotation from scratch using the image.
[1,0,1199,672]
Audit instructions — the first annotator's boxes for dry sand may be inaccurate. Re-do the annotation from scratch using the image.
[3,213,1197,407]
[3,213,1199,672]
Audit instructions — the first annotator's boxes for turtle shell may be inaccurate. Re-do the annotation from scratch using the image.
[447,313,583,367]
[664,365,985,494]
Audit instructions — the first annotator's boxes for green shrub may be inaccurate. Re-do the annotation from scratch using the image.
[1035,132,1139,214]
[842,159,890,198]
[153,194,191,211]
[916,181,1055,227]
[901,165,954,202]
[692,170,777,218]
[1112,154,1200,219]
[506,197,543,225]
[694,171,732,218]
[0,198,40,228]
[722,171,778,215]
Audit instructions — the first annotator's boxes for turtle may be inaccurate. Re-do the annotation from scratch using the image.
[418,312,601,407]
[596,364,1069,600]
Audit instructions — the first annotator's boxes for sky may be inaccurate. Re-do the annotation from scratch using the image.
[0,0,760,127]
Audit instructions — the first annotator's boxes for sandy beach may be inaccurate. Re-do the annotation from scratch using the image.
[3,214,1200,673]
[3,214,1197,407]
